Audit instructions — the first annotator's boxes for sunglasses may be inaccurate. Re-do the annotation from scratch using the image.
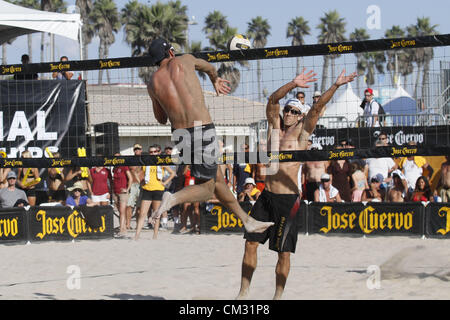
[283,106,301,115]
[134,148,142,151]
[321,179,330,183]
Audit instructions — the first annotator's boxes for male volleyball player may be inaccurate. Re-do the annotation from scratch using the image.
[145,38,273,234]
[236,69,357,300]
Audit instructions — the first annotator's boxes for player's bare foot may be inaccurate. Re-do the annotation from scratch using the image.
[244,216,274,233]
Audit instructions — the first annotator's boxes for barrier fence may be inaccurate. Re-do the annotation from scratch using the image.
[0,205,114,244]
[200,201,450,239]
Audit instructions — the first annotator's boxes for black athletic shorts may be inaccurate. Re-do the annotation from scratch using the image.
[172,123,218,181]
[244,189,301,253]
[141,189,163,201]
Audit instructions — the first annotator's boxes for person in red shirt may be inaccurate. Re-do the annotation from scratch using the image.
[112,154,133,236]
[180,166,200,234]
[89,166,113,206]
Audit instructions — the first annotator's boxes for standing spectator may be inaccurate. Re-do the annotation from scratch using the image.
[0,171,28,208]
[126,143,144,230]
[52,56,74,80]
[399,141,434,194]
[361,174,385,202]
[218,139,234,191]
[233,143,252,195]
[238,178,261,203]
[304,143,329,201]
[312,91,321,106]
[89,165,112,206]
[14,54,38,80]
[296,91,311,113]
[350,162,369,202]
[361,88,381,127]
[112,153,133,236]
[437,156,450,202]
[387,170,408,202]
[47,153,66,204]
[327,154,352,203]
[0,167,12,189]
[162,145,178,227]
[180,165,200,234]
[135,145,175,240]
[314,174,341,202]
[17,150,40,206]
[410,176,434,202]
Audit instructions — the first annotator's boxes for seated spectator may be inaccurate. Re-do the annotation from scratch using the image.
[66,182,96,207]
[361,174,385,202]
[0,171,28,208]
[398,141,434,194]
[350,162,369,202]
[436,156,450,202]
[387,170,408,202]
[238,178,261,203]
[314,174,342,202]
[366,139,397,185]
[410,176,434,202]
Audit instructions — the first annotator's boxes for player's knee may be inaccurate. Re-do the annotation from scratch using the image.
[245,241,259,253]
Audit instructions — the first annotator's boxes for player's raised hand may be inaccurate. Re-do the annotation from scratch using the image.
[293,68,318,88]
[214,77,232,96]
[335,69,357,87]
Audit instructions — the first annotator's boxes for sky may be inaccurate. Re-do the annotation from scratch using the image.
[2,0,450,64]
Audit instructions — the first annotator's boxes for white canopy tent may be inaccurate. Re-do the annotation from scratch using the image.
[0,0,82,59]
[320,82,363,128]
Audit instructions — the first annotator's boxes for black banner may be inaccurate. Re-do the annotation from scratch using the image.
[27,205,113,241]
[0,80,86,158]
[1,34,449,75]
[293,202,425,236]
[201,200,307,234]
[425,203,450,238]
[0,143,449,168]
[0,208,28,243]
[312,125,450,150]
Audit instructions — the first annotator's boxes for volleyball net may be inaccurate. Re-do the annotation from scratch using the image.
[0,33,450,168]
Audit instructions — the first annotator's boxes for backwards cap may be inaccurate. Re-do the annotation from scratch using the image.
[284,98,309,114]
[148,38,173,65]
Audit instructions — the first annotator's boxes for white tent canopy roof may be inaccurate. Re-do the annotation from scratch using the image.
[384,85,414,105]
[324,82,363,122]
[0,0,81,46]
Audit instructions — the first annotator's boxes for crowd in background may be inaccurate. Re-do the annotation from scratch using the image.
[0,134,449,236]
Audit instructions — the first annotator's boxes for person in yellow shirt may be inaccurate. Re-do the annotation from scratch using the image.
[238,178,261,203]
[135,145,175,240]
[398,141,434,194]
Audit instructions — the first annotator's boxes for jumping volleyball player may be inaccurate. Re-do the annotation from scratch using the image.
[137,38,273,240]
[236,69,357,300]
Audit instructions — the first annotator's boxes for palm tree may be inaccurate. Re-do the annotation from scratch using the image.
[90,0,120,84]
[407,17,438,101]
[317,10,347,93]
[203,11,242,93]
[121,0,141,86]
[247,16,271,102]
[122,1,187,84]
[385,25,405,87]
[286,16,310,75]
[76,0,95,60]
[361,51,386,86]
[350,28,370,95]
[15,0,40,62]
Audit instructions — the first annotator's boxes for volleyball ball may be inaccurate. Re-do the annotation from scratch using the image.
[228,34,252,51]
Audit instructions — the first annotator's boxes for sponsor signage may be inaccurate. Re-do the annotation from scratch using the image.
[0,206,113,244]
[425,203,450,238]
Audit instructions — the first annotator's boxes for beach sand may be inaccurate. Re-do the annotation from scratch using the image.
[0,218,449,300]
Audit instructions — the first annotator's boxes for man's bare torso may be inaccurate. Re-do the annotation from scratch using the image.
[442,162,450,187]
[305,161,328,183]
[148,55,212,129]
[265,122,304,195]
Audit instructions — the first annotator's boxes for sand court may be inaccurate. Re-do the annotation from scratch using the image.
[0,225,449,300]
